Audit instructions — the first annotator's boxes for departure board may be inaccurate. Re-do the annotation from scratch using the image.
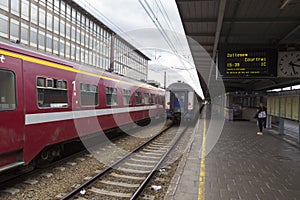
[218,49,277,77]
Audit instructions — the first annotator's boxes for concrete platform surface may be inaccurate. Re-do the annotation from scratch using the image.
[166,118,300,200]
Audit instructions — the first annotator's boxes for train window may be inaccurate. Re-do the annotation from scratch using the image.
[37,77,68,108]
[56,80,67,89]
[106,87,118,106]
[135,91,142,105]
[46,78,54,88]
[80,83,98,106]
[122,89,131,105]
[37,77,46,87]
[144,93,149,104]
[150,94,155,104]
[0,70,16,111]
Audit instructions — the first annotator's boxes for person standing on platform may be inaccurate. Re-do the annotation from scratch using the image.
[256,102,267,135]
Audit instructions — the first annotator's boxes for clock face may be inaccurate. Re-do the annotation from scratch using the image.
[278,51,300,77]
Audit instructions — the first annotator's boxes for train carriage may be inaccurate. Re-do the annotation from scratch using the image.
[0,41,165,172]
[165,82,202,123]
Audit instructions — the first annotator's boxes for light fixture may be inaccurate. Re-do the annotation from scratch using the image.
[280,0,291,10]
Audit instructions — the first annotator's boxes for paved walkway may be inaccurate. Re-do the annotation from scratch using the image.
[165,116,300,200]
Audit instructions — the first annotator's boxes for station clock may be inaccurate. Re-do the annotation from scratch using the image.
[278,51,300,77]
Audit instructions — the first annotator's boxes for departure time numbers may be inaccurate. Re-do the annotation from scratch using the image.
[224,52,268,76]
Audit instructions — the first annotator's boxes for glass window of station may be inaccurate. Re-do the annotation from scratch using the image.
[0,0,148,81]
[114,38,148,81]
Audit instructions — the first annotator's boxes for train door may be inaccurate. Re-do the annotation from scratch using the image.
[174,91,188,114]
[169,91,177,112]
[0,53,25,170]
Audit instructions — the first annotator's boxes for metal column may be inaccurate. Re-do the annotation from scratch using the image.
[279,117,285,136]
[298,95,300,143]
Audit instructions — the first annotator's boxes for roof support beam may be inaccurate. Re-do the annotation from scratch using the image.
[186,32,216,37]
[177,0,217,3]
[279,24,300,44]
[212,0,226,61]
[225,0,241,44]
[182,17,300,23]
[206,0,226,87]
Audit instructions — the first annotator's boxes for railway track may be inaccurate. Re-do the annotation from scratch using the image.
[0,120,173,199]
[61,123,190,200]
[0,120,156,188]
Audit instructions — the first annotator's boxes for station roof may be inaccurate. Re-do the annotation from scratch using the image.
[176,0,300,93]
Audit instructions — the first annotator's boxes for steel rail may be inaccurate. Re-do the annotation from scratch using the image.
[130,123,190,200]
[60,123,174,200]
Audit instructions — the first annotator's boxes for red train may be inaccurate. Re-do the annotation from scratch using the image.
[0,41,165,172]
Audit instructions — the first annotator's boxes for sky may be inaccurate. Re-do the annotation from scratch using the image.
[74,0,204,98]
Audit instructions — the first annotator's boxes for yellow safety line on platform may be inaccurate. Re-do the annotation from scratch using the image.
[198,118,206,200]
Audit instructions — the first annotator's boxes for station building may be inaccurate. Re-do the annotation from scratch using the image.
[0,0,148,81]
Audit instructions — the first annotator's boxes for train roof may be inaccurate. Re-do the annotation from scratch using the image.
[0,40,163,92]
[167,82,195,92]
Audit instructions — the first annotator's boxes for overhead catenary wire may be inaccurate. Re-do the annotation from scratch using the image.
[138,0,178,54]
[139,0,195,71]
[140,0,203,96]
[154,0,186,53]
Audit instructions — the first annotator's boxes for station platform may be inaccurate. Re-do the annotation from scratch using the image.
[165,115,300,200]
